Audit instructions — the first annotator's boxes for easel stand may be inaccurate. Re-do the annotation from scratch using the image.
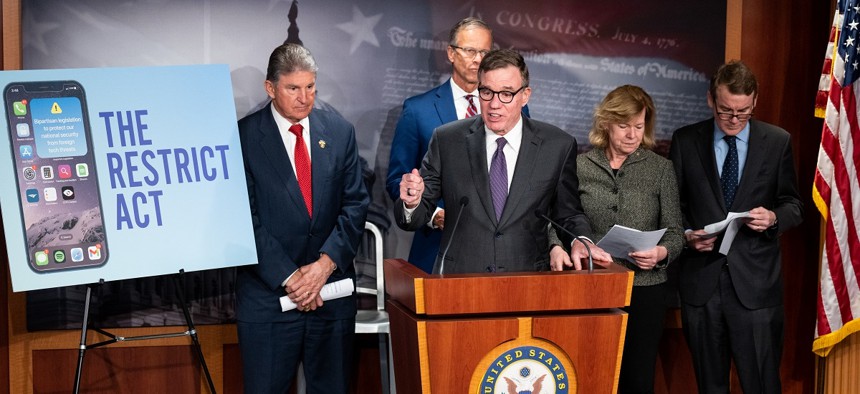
[73,269,216,394]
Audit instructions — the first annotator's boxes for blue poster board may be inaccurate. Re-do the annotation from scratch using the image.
[1,65,257,292]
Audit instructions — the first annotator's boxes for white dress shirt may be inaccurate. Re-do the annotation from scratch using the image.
[271,102,312,178]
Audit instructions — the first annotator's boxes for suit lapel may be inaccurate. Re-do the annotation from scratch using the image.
[501,119,540,227]
[258,105,310,221]
[695,120,727,211]
[466,119,497,224]
[308,111,333,221]
[434,80,458,123]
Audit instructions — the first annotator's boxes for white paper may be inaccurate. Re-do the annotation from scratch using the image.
[279,278,355,312]
[703,211,751,235]
[596,225,667,263]
[700,211,752,255]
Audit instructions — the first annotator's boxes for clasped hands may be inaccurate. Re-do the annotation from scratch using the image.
[685,206,776,252]
[284,254,335,312]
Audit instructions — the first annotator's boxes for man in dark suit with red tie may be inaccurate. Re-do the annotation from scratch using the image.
[236,43,369,393]
[669,60,802,394]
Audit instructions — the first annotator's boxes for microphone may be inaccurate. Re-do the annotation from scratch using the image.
[535,210,594,273]
[438,196,469,276]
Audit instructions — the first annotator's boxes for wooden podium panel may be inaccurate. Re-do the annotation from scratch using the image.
[386,259,632,315]
[389,301,628,393]
[385,259,634,394]
[531,313,628,392]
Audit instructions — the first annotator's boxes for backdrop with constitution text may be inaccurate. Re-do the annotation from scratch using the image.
[14,0,725,328]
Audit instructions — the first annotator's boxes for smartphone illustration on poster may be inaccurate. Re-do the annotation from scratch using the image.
[4,80,108,272]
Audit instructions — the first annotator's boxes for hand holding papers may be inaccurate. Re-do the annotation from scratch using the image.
[701,211,752,255]
[596,225,667,263]
[280,278,354,312]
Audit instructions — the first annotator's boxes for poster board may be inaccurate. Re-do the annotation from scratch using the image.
[0,64,257,292]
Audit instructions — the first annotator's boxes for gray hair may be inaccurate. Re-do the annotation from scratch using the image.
[265,43,318,83]
[448,17,491,46]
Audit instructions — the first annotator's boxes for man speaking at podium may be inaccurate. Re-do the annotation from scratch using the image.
[395,49,610,274]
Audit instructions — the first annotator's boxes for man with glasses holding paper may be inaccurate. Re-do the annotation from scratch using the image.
[669,60,802,393]
[394,49,610,274]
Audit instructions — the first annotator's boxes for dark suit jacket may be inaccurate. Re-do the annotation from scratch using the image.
[386,80,531,272]
[236,104,369,323]
[394,116,591,274]
[669,119,802,310]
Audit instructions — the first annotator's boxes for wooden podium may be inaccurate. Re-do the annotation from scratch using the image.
[384,258,634,394]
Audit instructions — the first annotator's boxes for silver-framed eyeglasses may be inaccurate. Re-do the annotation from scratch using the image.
[715,111,754,121]
[478,86,526,104]
[450,45,490,59]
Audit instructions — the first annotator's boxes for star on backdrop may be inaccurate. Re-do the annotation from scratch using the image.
[336,5,383,54]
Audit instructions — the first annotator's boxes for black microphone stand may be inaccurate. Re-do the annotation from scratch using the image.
[439,196,469,276]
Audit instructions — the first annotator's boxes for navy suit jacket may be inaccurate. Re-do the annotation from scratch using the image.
[669,119,802,310]
[394,116,590,274]
[386,80,529,273]
[237,104,369,322]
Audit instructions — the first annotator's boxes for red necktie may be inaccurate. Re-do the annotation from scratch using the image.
[289,124,312,217]
[465,94,478,118]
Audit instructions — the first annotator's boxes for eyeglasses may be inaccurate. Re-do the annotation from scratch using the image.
[450,45,490,59]
[478,86,526,104]
[715,111,754,121]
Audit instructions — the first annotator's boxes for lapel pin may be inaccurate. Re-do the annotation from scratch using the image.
[318,140,326,149]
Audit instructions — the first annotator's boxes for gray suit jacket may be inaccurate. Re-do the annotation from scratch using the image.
[394,116,591,274]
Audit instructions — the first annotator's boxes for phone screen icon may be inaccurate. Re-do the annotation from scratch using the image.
[41,166,53,180]
[34,250,49,266]
[76,163,89,177]
[13,101,27,116]
[58,164,72,179]
[25,188,39,203]
[19,145,33,159]
[16,123,29,137]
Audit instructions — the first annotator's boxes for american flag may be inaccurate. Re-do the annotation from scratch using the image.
[813,0,860,357]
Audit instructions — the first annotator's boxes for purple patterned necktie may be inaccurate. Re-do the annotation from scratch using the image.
[489,137,508,221]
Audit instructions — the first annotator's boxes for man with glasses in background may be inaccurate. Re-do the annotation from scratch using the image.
[669,60,802,393]
[394,49,610,274]
[386,17,530,273]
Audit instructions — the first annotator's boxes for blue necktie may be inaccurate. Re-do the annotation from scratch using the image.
[489,137,508,221]
[720,135,738,209]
